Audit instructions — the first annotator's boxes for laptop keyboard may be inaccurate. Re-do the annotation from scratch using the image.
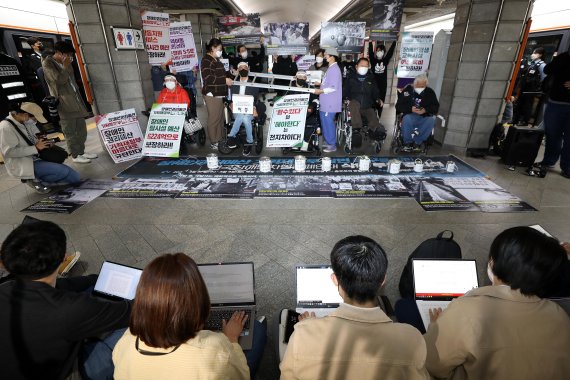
[206,309,251,335]
[416,300,451,330]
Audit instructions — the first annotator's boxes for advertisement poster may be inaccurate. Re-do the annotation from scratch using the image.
[96,108,144,163]
[218,14,263,45]
[320,22,366,53]
[169,22,198,73]
[371,0,404,40]
[295,55,315,71]
[266,94,310,148]
[142,103,187,158]
[265,23,310,55]
[141,11,171,65]
[397,31,434,78]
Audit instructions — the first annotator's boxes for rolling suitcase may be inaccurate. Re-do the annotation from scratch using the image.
[500,126,544,167]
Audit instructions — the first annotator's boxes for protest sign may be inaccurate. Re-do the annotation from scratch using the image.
[142,103,187,158]
[232,95,254,115]
[96,108,144,163]
[267,94,309,148]
[371,0,404,40]
[169,22,199,73]
[265,23,309,55]
[306,70,322,85]
[141,11,170,65]
[397,31,434,78]
[218,14,263,45]
[320,22,366,53]
[294,55,315,71]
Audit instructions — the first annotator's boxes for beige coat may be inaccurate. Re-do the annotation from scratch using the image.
[280,303,430,380]
[0,115,39,179]
[424,285,570,380]
[41,55,88,120]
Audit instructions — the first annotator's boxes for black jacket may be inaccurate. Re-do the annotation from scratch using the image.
[544,52,570,104]
[369,41,396,100]
[230,45,266,73]
[343,71,380,109]
[396,85,439,116]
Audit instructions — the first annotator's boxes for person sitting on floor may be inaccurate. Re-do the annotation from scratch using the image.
[0,102,80,194]
[0,221,131,380]
[280,235,430,380]
[424,226,570,380]
[396,74,439,151]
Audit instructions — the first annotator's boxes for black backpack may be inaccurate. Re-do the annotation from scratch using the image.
[398,231,462,299]
[488,123,507,156]
[521,60,544,93]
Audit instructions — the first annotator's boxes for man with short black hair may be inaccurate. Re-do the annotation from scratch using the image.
[0,221,131,380]
[280,235,429,380]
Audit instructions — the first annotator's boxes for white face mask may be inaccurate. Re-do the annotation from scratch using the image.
[487,262,495,285]
[376,51,384,59]
[165,81,176,90]
[315,56,324,64]
[215,50,223,58]
[240,52,248,59]
[357,67,368,76]
[414,87,425,94]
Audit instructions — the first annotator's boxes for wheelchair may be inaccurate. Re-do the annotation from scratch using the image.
[336,100,385,154]
[281,98,322,156]
[218,99,265,156]
[390,113,434,155]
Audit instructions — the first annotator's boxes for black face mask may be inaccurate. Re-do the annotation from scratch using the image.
[239,69,249,78]
[296,79,307,87]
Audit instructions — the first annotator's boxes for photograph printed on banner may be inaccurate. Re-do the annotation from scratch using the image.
[265,23,309,55]
[371,0,404,40]
[320,22,366,53]
[218,14,262,45]
[178,175,258,198]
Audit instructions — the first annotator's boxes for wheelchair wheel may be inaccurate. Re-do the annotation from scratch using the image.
[218,140,233,155]
[197,129,206,146]
[255,127,263,155]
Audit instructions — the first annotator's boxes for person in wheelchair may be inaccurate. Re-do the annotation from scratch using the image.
[156,75,191,108]
[343,58,387,142]
[395,74,439,151]
[292,71,320,152]
[227,62,266,156]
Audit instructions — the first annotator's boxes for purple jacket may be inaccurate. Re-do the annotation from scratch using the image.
[319,62,342,113]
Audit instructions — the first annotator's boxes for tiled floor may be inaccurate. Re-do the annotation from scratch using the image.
[1,100,569,379]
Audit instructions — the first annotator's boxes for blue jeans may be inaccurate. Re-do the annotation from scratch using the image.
[401,113,435,144]
[230,113,254,144]
[320,111,337,147]
[542,101,570,173]
[243,320,267,379]
[80,328,127,380]
[33,160,81,185]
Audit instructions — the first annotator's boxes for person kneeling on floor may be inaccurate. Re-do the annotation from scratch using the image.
[396,74,439,151]
[0,102,80,193]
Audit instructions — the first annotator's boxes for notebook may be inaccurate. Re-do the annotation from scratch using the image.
[295,265,343,317]
[413,259,479,331]
[198,262,256,350]
[93,261,142,301]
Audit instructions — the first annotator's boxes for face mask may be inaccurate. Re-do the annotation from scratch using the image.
[240,52,248,59]
[296,79,307,87]
[414,87,425,95]
[25,119,36,126]
[239,69,249,78]
[165,81,176,90]
[315,56,323,64]
[215,50,223,58]
[376,51,384,59]
[357,67,368,76]
[487,262,495,285]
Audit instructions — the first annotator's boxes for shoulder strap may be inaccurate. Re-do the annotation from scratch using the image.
[436,230,454,241]
[4,118,34,146]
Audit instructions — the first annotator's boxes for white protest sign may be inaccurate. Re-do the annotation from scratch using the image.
[170,22,199,73]
[219,58,230,72]
[267,94,309,148]
[306,70,322,84]
[295,55,315,71]
[232,94,254,115]
[397,31,434,78]
[96,108,144,163]
[142,103,187,157]
[141,11,171,65]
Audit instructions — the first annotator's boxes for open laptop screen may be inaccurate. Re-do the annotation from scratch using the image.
[296,266,343,307]
[94,261,142,300]
[198,263,255,305]
[413,259,479,299]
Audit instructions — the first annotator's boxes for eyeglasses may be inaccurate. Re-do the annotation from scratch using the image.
[135,337,181,356]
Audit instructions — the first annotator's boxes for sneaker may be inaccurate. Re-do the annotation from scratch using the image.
[537,161,555,169]
[81,153,98,159]
[243,145,252,156]
[25,180,50,194]
[58,251,81,276]
[72,155,91,164]
[227,136,238,149]
[323,145,337,153]
[210,143,218,150]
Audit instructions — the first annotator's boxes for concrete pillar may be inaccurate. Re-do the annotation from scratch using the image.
[437,0,533,150]
[64,0,154,119]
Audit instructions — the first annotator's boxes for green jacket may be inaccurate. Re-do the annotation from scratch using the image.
[42,55,88,120]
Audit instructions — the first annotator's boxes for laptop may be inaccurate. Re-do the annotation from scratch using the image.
[93,261,142,301]
[413,259,479,331]
[295,265,343,317]
[198,262,256,350]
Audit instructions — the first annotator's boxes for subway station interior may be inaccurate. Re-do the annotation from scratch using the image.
[0,0,569,378]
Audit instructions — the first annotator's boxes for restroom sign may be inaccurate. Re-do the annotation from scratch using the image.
[112,27,145,50]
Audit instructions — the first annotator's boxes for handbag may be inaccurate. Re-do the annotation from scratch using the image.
[183,117,203,134]
[5,118,69,164]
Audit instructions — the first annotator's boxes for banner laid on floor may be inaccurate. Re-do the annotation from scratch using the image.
[371,0,404,41]
[320,22,366,54]
[142,103,187,158]
[169,22,199,73]
[141,11,171,66]
[217,14,263,45]
[397,31,434,78]
[96,108,144,163]
[265,23,310,55]
[266,94,310,148]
